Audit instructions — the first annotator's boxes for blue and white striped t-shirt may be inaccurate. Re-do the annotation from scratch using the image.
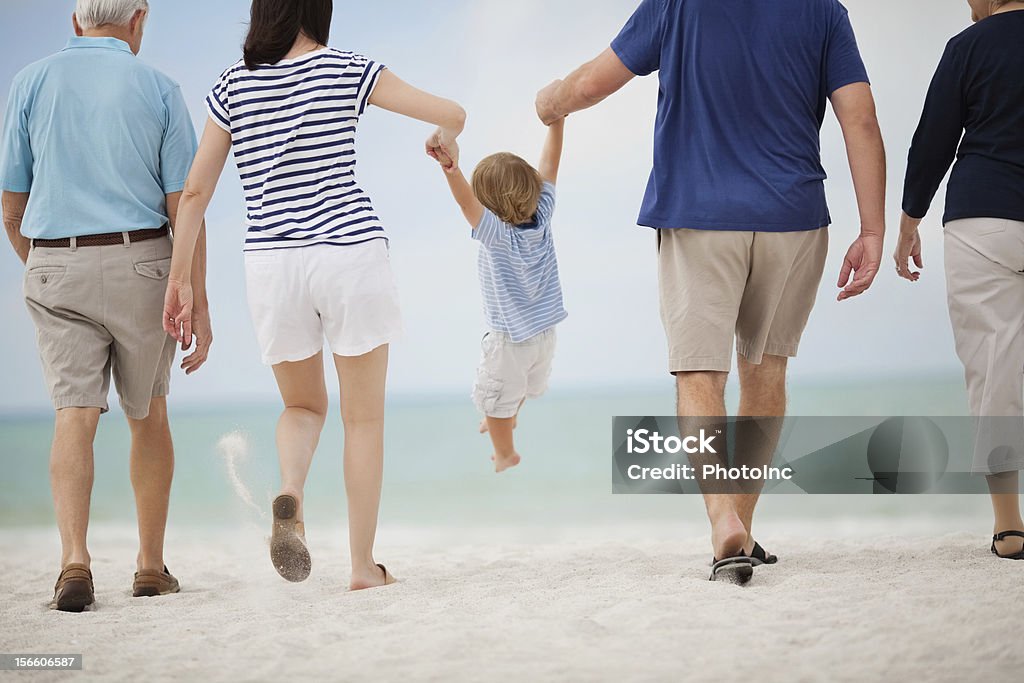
[473,182,567,342]
[206,48,386,251]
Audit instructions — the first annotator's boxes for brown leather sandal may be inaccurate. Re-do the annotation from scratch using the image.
[133,566,181,597]
[50,563,94,612]
[271,494,312,582]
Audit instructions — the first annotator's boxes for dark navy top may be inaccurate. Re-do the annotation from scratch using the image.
[611,0,869,232]
[903,11,1024,225]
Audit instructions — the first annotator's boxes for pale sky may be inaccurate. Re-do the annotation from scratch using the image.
[0,1,975,413]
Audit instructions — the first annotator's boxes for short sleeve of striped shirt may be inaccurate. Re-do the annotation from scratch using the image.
[350,54,387,116]
[472,210,510,248]
[535,182,556,227]
[205,65,235,132]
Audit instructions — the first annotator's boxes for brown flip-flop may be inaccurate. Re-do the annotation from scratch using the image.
[377,563,397,586]
[271,494,312,582]
[133,565,181,597]
[350,564,397,591]
[50,563,94,612]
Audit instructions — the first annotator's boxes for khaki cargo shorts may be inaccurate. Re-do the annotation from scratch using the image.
[472,328,556,418]
[23,236,176,419]
[657,227,828,373]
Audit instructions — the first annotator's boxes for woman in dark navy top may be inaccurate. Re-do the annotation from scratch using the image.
[896,0,1024,561]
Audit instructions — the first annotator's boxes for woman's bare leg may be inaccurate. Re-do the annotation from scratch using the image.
[333,345,392,590]
[272,353,329,522]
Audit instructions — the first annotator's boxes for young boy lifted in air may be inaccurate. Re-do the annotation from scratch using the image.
[427,117,567,473]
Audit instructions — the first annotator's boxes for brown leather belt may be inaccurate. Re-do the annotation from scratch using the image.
[32,225,169,249]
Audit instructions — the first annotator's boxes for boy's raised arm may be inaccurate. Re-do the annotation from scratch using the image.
[439,166,485,229]
[538,117,565,185]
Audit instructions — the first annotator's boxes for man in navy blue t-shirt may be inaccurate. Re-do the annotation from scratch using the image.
[536,0,887,582]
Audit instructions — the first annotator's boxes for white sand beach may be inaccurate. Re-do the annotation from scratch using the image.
[2,519,1022,682]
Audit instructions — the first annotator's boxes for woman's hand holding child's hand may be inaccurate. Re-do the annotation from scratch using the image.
[426,143,453,171]
[426,127,460,174]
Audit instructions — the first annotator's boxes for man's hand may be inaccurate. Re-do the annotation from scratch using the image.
[163,277,194,347]
[893,229,923,282]
[426,127,459,173]
[837,232,883,301]
[535,80,564,125]
[181,305,213,375]
[2,191,31,264]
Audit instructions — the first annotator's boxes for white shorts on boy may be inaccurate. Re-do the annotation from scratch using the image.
[244,240,403,365]
[473,328,556,418]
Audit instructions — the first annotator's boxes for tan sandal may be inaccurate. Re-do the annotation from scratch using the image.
[377,563,397,586]
[50,563,94,612]
[271,494,312,582]
[350,563,397,591]
[133,566,181,597]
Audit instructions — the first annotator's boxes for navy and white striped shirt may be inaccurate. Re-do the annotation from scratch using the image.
[473,182,567,342]
[206,48,386,251]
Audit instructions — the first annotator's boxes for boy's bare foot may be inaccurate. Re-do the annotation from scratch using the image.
[494,450,522,473]
[350,563,397,591]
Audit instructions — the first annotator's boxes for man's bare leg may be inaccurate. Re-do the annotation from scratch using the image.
[127,397,174,573]
[677,371,746,559]
[51,408,101,569]
[735,354,788,555]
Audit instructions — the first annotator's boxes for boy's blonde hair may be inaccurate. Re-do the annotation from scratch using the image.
[472,153,543,226]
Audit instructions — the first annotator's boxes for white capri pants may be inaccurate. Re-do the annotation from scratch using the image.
[944,217,1024,474]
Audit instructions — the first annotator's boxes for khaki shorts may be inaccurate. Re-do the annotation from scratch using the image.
[657,227,828,373]
[23,236,176,419]
[472,329,556,418]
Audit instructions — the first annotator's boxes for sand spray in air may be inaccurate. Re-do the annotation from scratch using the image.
[217,430,268,521]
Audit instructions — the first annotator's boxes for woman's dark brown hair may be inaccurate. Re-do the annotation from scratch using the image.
[243,0,333,70]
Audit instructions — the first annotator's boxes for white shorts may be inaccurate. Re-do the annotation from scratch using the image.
[244,240,403,365]
[472,328,557,418]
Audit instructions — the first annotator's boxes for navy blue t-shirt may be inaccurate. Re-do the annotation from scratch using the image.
[611,0,869,232]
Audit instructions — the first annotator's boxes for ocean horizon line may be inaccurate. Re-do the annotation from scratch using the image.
[0,371,966,421]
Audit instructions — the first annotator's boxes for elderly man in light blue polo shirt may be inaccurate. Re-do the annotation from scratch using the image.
[0,0,210,611]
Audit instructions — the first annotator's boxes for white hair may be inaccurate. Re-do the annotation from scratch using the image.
[74,0,149,30]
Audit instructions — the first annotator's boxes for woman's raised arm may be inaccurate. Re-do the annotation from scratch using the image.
[369,70,466,169]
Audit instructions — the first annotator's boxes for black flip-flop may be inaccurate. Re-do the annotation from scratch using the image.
[709,542,777,568]
[749,542,778,567]
[991,530,1024,560]
[709,556,754,584]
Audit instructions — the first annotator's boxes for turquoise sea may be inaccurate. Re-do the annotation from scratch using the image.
[0,376,994,530]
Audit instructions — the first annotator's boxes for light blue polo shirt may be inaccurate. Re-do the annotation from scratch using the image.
[473,182,568,342]
[0,37,197,238]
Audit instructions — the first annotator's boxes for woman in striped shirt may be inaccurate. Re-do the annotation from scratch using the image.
[163,0,466,590]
